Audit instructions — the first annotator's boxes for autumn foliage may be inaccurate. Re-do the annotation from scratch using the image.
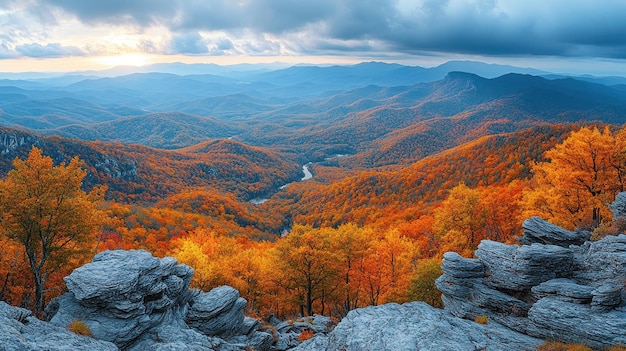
[0,147,104,313]
[1,123,624,321]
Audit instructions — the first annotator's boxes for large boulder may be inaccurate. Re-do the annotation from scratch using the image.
[45,250,270,351]
[48,250,195,349]
[475,240,574,291]
[186,286,246,338]
[518,216,590,247]
[294,302,542,351]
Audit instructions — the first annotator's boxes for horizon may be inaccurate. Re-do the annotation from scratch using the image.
[3,58,626,80]
[2,1,626,77]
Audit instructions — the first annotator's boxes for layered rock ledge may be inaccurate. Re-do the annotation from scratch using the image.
[436,216,626,349]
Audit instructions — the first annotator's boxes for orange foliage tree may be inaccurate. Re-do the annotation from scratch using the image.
[523,126,626,230]
[0,147,105,313]
[271,225,339,317]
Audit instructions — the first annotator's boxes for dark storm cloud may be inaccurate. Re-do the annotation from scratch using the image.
[16,0,626,59]
[372,0,626,58]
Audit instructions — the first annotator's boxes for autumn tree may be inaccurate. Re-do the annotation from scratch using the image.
[523,126,626,229]
[360,229,419,306]
[272,225,339,316]
[432,183,487,257]
[330,223,373,316]
[407,258,443,308]
[0,147,104,313]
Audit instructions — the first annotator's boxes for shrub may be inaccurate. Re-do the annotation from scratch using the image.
[407,258,443,308]
[591,221,619,240]
[68,320,92,337]
[298,328,314,343]
[606,346,626,351]
[535,341,592,351]
[474,315,488,325]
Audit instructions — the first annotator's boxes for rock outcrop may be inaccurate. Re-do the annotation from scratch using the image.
[436,213,626,349]
[45,250,273,351]
[0,301,118,351]
[269,314,333,351]
[5,195,626,350]
[294,302,542,351]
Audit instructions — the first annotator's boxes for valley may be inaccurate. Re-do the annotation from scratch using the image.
[1,61,626,345]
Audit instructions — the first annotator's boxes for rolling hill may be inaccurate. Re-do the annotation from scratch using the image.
[0,127,302,203]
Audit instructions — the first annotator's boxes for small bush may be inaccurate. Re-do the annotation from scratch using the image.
[606,346,626,351]
[68,320,92,337]
[535,341,592,351]
[474,315,488,325]
[298,328,314,343]
[591,222,619,241]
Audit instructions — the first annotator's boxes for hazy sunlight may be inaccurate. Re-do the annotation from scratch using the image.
[95,54,148,67]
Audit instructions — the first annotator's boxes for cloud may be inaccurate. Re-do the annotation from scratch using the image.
[41,0,176,26]
[0,41,18,58]
[15,42,85,57]
[3,0,626,60]
[166,32,208,54]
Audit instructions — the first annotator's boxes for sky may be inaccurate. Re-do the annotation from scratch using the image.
[1,0,626,75]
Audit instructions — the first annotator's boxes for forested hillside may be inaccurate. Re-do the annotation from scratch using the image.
[1,63,626,323]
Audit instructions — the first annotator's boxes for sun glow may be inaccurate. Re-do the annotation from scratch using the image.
[95,54,149,68]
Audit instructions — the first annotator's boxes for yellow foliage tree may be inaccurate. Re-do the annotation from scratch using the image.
[433,183,487,257]
[330,223,373,316]
[271,225,339,316]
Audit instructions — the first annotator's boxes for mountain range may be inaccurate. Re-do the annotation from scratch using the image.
[1,61,625,167]
[1,60,625,209]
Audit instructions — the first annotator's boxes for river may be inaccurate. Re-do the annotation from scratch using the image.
[250,163,312,205]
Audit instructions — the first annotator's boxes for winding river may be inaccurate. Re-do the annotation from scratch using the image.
[250,163,312,205]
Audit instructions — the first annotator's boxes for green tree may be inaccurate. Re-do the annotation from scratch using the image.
[407,258,443,308]
[0,147,104,313]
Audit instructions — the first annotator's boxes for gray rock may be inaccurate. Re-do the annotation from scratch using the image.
[435,274,475,300]
[441,252,484,278]
[0,301,118,351]
[612,192,626,220]
[275,332,300,351]
[471,283,530,316]
[572,234,626,285]
[591,283,623,312]
[293,302,542,351]
[528,297,626,349]
[532,278,594,303]
[239,317,261,335]
[274,321,292,334]
[519,216,589,246]
[186,286,246,338]
[127,324,222,351]
[439,213,626,349]
[308,315,333,333]
[246,331,274,351]
[50,250,195,349]
[4,249,313,351]
[476,240,574,291]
